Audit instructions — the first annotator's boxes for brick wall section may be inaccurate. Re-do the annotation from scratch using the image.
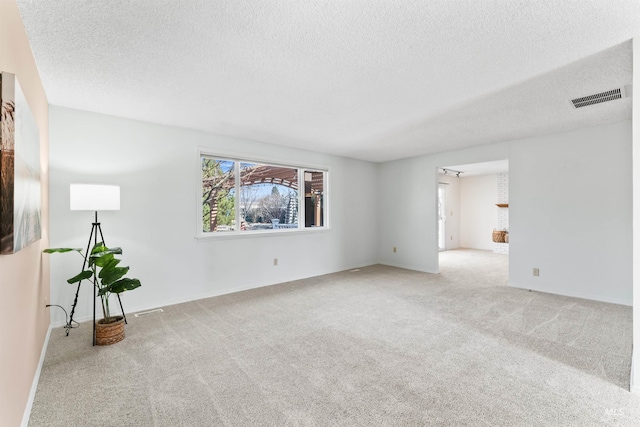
[494,172,509,254]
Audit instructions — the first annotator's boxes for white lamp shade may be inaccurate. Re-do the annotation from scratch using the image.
[70,184,120,211]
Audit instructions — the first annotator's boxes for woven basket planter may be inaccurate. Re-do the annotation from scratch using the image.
[492,229,506,243]
[95,316,125,346]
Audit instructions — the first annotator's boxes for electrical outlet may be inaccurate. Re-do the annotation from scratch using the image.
[533,268,539,277]
[450,236,453,240]
[273,258,278,266]
[393,246,397,253]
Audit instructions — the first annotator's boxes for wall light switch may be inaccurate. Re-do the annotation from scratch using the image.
[533,268,539,277]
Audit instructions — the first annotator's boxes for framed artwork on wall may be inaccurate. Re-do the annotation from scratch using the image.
[0,71,41,254]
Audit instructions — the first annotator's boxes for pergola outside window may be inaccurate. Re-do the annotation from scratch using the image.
[201,155,327,235]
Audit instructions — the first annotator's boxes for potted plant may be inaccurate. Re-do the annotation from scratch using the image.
[44,241,141,345]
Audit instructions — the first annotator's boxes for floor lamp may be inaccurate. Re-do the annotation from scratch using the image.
[68,184,128,346]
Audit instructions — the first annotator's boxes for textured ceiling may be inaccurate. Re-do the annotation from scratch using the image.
[16,0,639,163]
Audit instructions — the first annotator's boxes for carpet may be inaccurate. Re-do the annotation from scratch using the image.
[28,249,640,426]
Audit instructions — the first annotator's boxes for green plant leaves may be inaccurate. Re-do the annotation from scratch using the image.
[100,265,130,286]
[98,278,141,296]
[44,241,141,320]
[67,269,93,284]
[43,248,82,254]
[89,243,123,268]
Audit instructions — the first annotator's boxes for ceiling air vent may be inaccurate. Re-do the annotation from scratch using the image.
[571,88,625,109]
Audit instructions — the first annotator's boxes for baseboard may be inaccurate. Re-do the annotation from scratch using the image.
[21,324,52,427]
[508,282,632,307]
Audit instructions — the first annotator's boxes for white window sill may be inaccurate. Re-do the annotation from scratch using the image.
[195,227,330,241]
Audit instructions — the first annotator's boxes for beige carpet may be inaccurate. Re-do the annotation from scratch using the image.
[29,249,640,426]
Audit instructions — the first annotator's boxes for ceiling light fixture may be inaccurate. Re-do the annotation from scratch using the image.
[440,168,463,177]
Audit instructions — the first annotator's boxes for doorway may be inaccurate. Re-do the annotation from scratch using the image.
[437,160,509,275]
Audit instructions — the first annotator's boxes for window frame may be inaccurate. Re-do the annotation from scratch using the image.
[196,148,330,240]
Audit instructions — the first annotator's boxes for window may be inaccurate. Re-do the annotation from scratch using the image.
[200,154,327,235]
[202,158,235,232]
[304,171,324,227]
[239,162,299,231]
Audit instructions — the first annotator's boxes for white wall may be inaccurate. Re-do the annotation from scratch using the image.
[509,122,631,305]
[437,174,460,249]
[48,106,633,322]
[632,35,639,393]
[460,174,497,250]
[378,120,631,306]
[48,106,379,325]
